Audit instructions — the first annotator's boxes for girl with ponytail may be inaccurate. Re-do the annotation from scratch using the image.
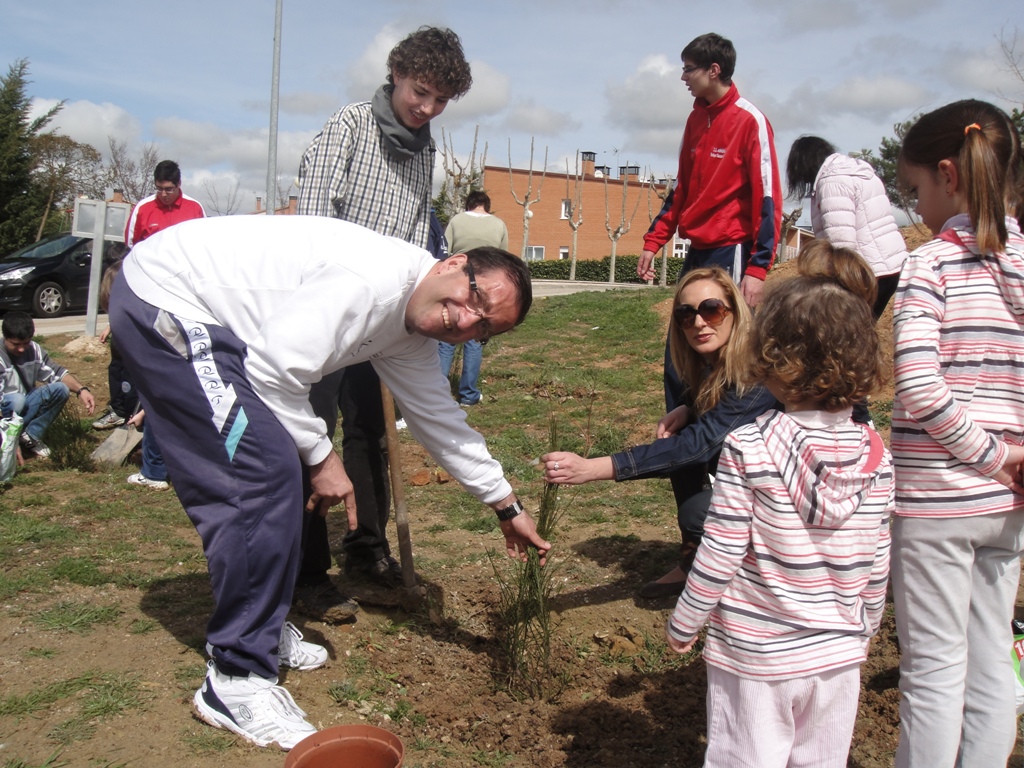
[891,99,1024,767]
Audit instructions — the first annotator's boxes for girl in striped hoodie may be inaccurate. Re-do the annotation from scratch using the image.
[667,248,893,768]
[890,100,1024,768]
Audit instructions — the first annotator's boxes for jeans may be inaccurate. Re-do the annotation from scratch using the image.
[2,382,69,441]
[140,425,167,481]
[438,339,482,405]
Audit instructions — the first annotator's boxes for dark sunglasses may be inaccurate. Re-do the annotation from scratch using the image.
[672,298,732,329]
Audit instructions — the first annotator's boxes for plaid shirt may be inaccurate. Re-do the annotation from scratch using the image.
[297,101,433,248]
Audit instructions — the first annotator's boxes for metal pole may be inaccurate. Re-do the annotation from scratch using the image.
[265,0,283,215]
[84,201,107,337]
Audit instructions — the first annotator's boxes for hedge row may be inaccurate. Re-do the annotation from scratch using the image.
[526,254,687,284]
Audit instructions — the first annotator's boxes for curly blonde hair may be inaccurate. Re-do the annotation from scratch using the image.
[795,240,877,307]
[668,267,752,414]
[750,275,887,411]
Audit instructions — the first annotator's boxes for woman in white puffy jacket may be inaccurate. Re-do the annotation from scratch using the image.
[787,136,908,318]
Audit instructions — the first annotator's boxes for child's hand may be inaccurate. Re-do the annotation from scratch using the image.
[657,406,691,438]
[99,326,111,344]
[994,442,1024,495]
[127,409,146,429]
[665,630,696,655]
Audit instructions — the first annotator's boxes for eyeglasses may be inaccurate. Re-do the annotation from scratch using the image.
[672,298,732,329]
[465,261,492,345]
[155,184,178,193]
[681,65,705,75]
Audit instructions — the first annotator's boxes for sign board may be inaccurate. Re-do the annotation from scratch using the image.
[72,199,132,241]
[71,198,135,336]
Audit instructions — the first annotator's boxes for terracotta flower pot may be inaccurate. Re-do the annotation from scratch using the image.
[284,724,404,768]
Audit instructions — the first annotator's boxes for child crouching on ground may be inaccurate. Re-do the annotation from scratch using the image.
[666,246,893,768]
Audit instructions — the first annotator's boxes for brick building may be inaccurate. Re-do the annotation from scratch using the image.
[480,152,680,263]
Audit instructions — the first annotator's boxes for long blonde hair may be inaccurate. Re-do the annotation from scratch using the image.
[668,267,752,414]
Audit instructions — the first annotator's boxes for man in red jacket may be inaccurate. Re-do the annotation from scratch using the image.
[638,33,781,308]
[123,160,206,248]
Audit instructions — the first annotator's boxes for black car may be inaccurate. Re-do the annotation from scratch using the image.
[0,233,126,318]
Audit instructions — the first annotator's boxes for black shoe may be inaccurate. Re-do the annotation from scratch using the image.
[344,555,403,589]
[293,580,359,623]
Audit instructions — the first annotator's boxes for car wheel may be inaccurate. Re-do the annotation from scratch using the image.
[32,281,67,318]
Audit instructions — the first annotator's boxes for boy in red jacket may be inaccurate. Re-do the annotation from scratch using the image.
[638,32,781,308]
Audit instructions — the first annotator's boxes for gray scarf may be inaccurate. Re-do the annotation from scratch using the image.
[372,84,431,160]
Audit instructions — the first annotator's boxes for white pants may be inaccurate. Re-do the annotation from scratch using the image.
[703,664,861,768]
[892,512,1023,768]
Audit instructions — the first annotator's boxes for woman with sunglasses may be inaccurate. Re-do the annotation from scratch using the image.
[542,267,779,598]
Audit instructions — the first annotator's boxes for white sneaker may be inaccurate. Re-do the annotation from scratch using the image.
[192,660,316,750]
[278,621,329,670]
[127,472,169,491]
[204,621,328,672]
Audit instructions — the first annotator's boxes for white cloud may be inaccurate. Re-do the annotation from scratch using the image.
[942,41,1024,103]
[31,99,142,159]
[501,100,581,137]
[605,55,684,131]
[442,60,510,124]
[345,25,406,100]
[603,54,688,158]
[823,75,934,118]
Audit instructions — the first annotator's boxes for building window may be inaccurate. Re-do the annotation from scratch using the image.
[524,246,545,261]
[560,199,571,219]
[559,246,569,261]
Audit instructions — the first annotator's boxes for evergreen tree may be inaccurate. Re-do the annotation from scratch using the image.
[0,59,61,254]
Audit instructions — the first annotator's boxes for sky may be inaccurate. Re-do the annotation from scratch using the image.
[3,0,1022,220]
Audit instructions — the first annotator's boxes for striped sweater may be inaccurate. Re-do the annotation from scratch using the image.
[667,409,893,680]
[891,215,1024,518]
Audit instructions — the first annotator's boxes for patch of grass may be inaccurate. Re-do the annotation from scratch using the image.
[46,673,146,746]
[33,602,121,633]
[128,618,157,634]
[181,726,235,753]
[51,556,109,586]
[25,647,58,659]
[471,749,514,767]
[16,493,55,508]
[870,398,894,429]
[0,511,74,549]
[327,680,369,705]
[0,672,97,717]
[385,697,421,724]
[1,751,68,768]
[44,407,94,472]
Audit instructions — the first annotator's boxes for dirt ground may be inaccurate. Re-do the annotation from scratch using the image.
[2,231,1022,768]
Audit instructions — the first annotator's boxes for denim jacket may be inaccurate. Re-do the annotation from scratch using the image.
[611,384,779,481]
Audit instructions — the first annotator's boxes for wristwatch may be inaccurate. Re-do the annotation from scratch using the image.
[495,499,524,521]
[76,386,90,397]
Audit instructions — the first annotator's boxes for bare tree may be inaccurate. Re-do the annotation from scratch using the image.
[202,177,243,216]
[998,25,1024,95]
[32,134,104,239]
[564,152,585,280]
[105,137,160,204]
[507,138,548,260]
[777,206,803,263]
[436,125,487,224]
[644,171,673,286]
[603,167,647,283]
